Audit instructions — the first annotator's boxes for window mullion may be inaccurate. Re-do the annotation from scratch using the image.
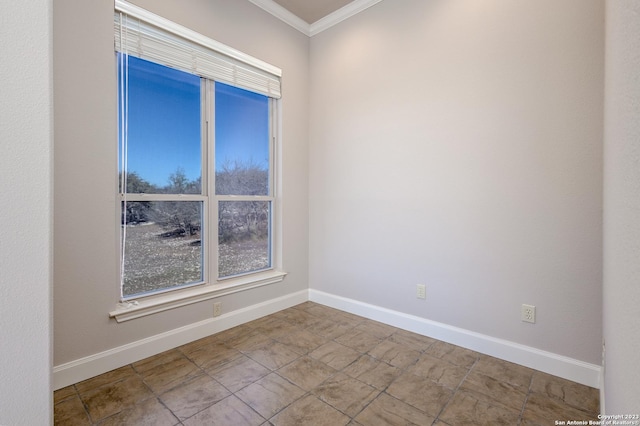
[120,194,206,202]
[207,79,218,282]
[216,195,273,202]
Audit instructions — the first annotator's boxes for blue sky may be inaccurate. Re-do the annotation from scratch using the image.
[119,54,269,188]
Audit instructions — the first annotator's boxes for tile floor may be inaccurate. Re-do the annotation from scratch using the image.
[54,302,599,425]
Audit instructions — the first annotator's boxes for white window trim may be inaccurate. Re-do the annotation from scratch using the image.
[113,3,287,321]
[109,270,287,322]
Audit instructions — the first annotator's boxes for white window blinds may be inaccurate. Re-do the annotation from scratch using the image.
[114,0,282,99]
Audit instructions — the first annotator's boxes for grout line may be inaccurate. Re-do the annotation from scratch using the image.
[432,356,480,424]
[517,369,536,424]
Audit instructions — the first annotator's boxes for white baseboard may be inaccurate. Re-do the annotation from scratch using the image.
[309,290,601,389]
[54,288,601,391]
[53,290,308,390]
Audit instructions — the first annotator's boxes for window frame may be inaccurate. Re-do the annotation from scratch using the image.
[110,2,286,321]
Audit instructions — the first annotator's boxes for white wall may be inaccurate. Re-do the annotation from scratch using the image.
[603,0,640,413]
[53,0,309,374]
[0,0,54,424]
[309,0,604,365]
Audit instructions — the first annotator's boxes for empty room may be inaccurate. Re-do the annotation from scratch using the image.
[1,0,639,424]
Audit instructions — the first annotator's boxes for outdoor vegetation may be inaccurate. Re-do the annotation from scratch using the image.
[121,162,270,297]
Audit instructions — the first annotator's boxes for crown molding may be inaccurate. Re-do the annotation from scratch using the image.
[309,0,384,36]
[247,0,311,36]
[248,0,384,37]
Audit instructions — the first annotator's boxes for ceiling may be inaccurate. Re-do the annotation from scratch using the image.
[248,0,382,36]
[271,0,356,24]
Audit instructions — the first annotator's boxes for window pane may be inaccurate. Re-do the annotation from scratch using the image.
[218,201,271,278]
[215,82,270,196]
[122,201,203,297]
[119,54,202,194]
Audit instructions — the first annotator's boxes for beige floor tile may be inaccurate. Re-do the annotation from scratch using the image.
[309,341,361,370]
[530,371,599,414]
[54,385,77,405]
[244,315,278,329]
[304,304,346,320]
[159,374,230,421]
[74,365,136,394]
[272,307,318,327]
[137,354,202,394]
[472,355,534,393]
[407,354,469,389]
[385,372,453,417]
[133,349,185,374]
[457,370,528,412]
[241,340,301,370]
[277,356,337,391]
[342,354,402,390]
[183,341,243,371]
[335,329,384,353]
[305,317,355,340]
[177,335,219,354]
[330,310,368,327]
[235,373,305,419]
[312,372,380,417]
[354,392,435,426]
[438,391,521,425]
[54,395,91,426]
[368,338,421,369]
[425,341,479,368]
[96,397,178,426]
[213,324,254,343]
[253,317,299,339]
[181,395,265,426]
[270,394,351,426]
[521,392,599,425]
[225,329,272,351]
[273,329,328,355]
[208,355,271,393]
[387,329,437,352]
[354,320,397,339]
[291,301,316,310]
[80,375,154,422]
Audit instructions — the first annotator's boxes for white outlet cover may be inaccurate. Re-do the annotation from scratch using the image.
[521,304,536,323]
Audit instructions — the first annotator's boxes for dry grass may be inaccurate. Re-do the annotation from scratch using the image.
[122,223,268,297]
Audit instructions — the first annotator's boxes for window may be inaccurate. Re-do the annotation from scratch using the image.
[215,83,273,279]
[115,1,282,305]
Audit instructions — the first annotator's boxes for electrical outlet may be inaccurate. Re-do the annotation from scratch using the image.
[521,304,536,323]
[213,302,222,317]
[416,284,426,300]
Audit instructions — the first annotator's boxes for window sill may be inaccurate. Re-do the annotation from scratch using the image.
[109,270,287,323]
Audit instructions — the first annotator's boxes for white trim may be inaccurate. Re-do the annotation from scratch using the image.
[247,0,311,36]
[247,0,385,37]
[310,0,384,36]
[115,0,282,78]
[54,290,308,390]
[309,290,601,389]
[110,270,287,322]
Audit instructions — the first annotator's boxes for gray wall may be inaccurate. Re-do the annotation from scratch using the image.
[603,0,640,413]
[309,0,604,364]
[53,0,309,366]
[0,0,53,424]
